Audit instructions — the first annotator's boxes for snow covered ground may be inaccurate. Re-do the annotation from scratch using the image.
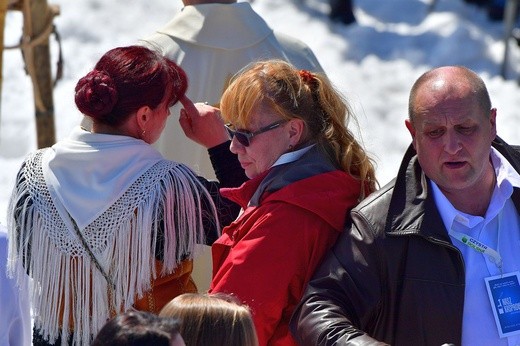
[1,0,520,224]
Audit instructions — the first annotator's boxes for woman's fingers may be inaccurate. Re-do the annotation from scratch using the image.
[178,99,228,148]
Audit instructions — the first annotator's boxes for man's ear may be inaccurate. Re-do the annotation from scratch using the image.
[405,119,416,149]
[489,107,497,139]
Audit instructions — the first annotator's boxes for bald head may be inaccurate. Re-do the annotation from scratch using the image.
[408,66,491,123]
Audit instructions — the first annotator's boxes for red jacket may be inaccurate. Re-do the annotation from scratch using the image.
[209,169,361,345]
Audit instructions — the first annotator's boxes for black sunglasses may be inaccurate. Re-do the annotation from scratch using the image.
[225,120,286,147]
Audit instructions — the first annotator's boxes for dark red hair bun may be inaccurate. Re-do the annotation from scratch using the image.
[75,70,118,119]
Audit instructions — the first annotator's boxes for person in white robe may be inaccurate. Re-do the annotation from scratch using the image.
[139,0,324,179]
[139,0,325,290]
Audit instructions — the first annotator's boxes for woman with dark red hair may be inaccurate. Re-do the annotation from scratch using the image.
[6,45,245,346]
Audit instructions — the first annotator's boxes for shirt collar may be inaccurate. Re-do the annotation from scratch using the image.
[271,144,315,168]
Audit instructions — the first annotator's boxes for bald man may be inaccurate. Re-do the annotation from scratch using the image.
[291,66,520,346]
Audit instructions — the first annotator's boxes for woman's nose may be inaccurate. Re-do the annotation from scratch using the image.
[229,136,245,154]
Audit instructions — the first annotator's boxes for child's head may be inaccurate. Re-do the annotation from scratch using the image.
[159,293,258,346]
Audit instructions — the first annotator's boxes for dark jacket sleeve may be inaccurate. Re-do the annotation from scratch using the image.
[290,219,389,346]
[207,140,248,187]
[196,141,248,244]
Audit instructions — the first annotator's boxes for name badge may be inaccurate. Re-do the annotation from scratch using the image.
[485,271,520,338]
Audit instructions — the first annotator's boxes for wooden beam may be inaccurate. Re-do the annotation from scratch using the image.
[24,0,56,148]
[501,0,519,78]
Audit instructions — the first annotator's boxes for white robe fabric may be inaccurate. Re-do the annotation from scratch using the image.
[0,225,31,346]
[139,2,324,178]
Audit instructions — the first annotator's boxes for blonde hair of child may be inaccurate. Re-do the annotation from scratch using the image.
[159,293,258,346]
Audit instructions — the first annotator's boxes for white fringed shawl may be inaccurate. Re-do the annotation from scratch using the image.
[6,128,218,345]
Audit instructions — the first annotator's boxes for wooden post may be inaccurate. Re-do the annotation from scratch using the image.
[24,0,56,148]
[501,0,519,78]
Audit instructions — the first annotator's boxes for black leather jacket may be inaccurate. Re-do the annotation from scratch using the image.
[290,137,520,346]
